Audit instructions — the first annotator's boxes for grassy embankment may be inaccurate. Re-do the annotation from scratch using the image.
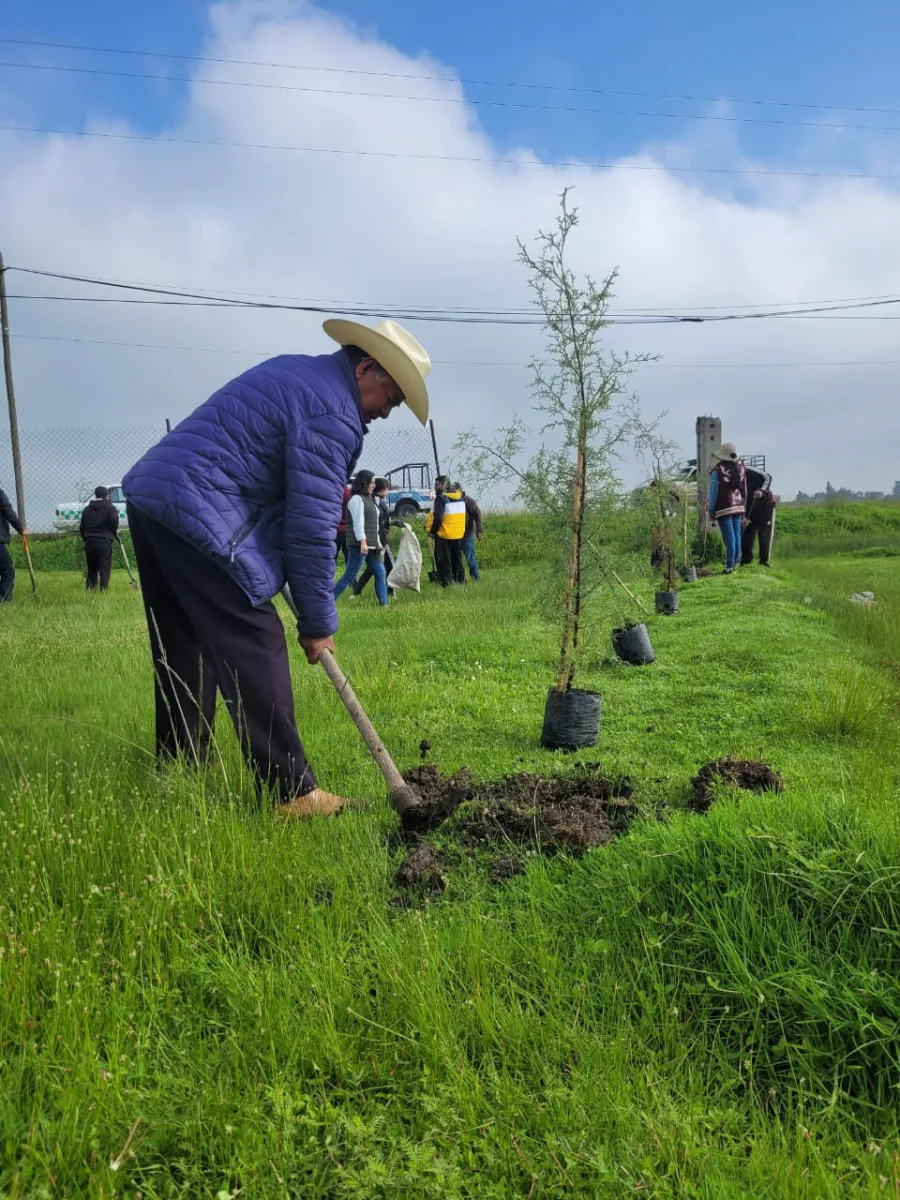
[0,514,899,1196]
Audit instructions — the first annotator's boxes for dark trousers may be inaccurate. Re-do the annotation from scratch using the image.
[335,531,348,564]
[434,537,465,586]
[127,504,315,801]
[0,544,15,602]
[84,539,113,590]
[741,509,775,566]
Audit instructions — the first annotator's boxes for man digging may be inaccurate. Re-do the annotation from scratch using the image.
[123,319,431,817]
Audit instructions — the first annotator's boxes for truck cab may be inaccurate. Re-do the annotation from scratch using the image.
[54,485,129,531]
[384,463,434,520]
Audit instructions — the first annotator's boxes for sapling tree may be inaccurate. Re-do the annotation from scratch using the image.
[634,423,684,593]
[457,191,654,690]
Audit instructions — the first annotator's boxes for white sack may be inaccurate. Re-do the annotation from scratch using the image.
[387,523,422,593]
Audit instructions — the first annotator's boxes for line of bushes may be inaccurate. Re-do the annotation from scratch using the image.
[12,500,898,575]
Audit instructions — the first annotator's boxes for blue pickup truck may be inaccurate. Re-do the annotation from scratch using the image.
[384,462,435,521]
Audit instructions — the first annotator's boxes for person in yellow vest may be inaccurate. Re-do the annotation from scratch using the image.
[425,476,466,586]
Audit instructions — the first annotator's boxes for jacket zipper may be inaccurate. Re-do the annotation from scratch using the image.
[229,511,261,563]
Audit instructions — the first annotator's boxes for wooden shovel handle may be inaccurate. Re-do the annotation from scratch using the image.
[318,649,407,795]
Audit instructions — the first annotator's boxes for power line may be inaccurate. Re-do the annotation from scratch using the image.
[3,58,900,134]
[8,264,900,316]
[3,35,899,117]
[13,332,900,370]
[8,294,242,307]
[3,122,900,183]
[9,269,900,324]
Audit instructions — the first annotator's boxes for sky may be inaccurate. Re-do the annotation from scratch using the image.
[2,0,900,523]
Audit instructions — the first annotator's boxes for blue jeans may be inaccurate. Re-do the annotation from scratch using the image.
[334,547,388,606]
[462,533,480,580]
[718,515,743,570]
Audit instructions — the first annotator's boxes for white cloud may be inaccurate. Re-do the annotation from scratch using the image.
[2,0,900,526]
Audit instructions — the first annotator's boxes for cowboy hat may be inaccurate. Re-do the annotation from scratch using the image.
[713,442,738,461]
[323,318,430,425]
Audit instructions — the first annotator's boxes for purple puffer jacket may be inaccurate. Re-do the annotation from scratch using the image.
[123,349,364,637]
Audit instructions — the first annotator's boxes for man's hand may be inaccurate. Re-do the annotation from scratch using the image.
[298,634,336,665]
[476,530,483,541]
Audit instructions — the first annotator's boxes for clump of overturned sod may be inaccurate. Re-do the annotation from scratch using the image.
[459,770,636,851]
[394,767,636,900]
[688,757,784,813]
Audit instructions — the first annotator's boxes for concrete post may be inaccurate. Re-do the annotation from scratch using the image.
[696,416,721,532]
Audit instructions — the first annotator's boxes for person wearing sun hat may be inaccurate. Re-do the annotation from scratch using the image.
[123,318,430,819]
[706,442,748,574]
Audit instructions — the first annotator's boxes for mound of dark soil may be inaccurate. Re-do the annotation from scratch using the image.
[688,757,784,813]
[490,855,524,884]
[401,765,474,832]
[394,837,446,898]
[391,767,636,900]
[460,771,636,852]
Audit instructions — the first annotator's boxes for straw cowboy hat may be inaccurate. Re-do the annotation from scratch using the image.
[713,442,738,462]
[323,318,431,425]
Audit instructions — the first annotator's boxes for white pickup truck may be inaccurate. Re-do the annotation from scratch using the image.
[54,485,129,531]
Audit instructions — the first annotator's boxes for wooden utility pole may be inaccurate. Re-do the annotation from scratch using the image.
[0,252,26,526]
[695,415,721,535]
[0,252,36,592]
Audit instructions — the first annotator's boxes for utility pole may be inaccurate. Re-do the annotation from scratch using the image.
[0,251,26,527]
[429,418,441,476]
[695,415,721,534]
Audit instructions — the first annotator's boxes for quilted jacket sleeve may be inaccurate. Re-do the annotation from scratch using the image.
[283,411,360,638]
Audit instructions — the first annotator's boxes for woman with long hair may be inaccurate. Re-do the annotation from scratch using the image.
[352,477,395,598]
[333,470,389,605]
[707,443,748,574]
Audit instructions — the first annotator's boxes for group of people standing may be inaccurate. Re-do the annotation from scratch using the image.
[333,472,484,602]
[707,442,776,573]
[425,476,483,586]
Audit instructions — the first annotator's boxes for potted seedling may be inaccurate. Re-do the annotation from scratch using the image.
[635,425,682,615]
[677,486,698,582]
[457,191,655,746]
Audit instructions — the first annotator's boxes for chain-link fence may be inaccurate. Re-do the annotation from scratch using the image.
[0,419,441,533]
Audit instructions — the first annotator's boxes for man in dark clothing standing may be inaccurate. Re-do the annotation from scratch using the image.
[426,477,466,586]
[740,467,776,567]
[460,486,483,581]
[0,486,24,602]
[79,486,120,591]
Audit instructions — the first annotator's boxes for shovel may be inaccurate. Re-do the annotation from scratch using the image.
[20,531,36,594]
[281,588,423,826]
[117,535,139,590]
[427,536,439,584]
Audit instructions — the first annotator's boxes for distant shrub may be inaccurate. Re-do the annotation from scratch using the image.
[9,533,135,573]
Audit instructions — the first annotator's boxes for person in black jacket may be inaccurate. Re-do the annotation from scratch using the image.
[0,485,24,602]
[740,467,776,567]
[79,487,120,591]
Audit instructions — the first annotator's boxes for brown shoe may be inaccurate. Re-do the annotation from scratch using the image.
[278,788,349,818]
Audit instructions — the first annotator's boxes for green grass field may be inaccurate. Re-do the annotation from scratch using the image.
[1,543,899,1197]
